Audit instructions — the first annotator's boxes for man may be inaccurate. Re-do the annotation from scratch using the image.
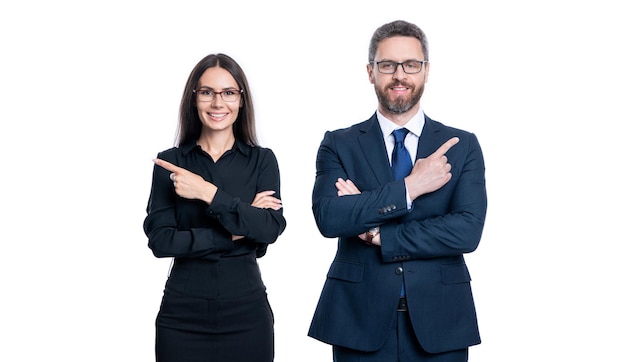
[308,20,487,361]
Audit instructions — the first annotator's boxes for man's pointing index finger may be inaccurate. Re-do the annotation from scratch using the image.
[433,137,459,157]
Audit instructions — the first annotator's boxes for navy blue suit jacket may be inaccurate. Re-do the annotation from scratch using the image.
[308,113,487,354]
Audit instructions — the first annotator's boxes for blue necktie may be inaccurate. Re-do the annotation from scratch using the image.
[392,128,412,297]
[392,128,412,181]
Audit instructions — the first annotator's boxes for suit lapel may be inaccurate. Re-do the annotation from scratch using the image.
[358,114,393,185]
[416,115,445,159]
[356,114,448,186]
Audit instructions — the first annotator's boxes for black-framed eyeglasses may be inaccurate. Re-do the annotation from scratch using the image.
[371,60,428,74]
[193,88,244,102]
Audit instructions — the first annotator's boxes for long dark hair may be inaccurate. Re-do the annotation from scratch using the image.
[176,53,258,147]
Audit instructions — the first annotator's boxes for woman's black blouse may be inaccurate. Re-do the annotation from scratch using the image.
[144,140,286,260]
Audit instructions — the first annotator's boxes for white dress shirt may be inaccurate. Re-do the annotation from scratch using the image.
[376,108,426,208]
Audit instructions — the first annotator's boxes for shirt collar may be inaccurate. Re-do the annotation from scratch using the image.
[376,107,425,138]
[179,138,251,157]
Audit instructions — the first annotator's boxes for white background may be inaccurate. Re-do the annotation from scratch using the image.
[1,1,625,361]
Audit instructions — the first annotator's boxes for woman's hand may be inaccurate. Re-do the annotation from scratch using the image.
[251,190,283,211]
[154,158,217,204]
[232,190,282,241]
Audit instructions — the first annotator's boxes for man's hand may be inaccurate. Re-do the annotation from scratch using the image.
[405,137,459,200]
[335,178,361,196]
[335,178,380,246]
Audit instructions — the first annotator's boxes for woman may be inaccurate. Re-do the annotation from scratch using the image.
[143,53,286,362]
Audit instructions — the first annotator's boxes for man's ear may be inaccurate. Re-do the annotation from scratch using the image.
[367,63,375,84]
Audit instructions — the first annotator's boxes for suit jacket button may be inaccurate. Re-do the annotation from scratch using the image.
[395,267,403,275]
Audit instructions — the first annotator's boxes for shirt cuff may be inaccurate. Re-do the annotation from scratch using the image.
[403,179,412,210]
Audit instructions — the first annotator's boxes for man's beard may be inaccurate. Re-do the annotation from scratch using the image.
[375,82,424,114]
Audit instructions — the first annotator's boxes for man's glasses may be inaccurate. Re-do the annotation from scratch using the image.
[371,60,428,74]
[193,88,244,102]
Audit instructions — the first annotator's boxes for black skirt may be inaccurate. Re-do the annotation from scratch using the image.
[155,257,274,362]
